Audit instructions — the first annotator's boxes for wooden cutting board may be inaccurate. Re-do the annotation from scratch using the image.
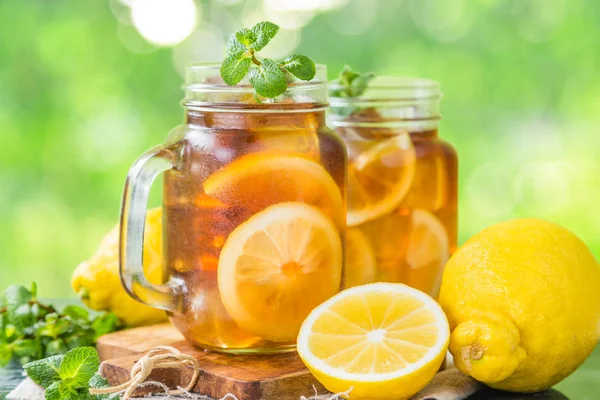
[97,324,327,400]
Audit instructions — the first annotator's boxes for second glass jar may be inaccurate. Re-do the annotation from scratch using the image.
[329,77,457,296]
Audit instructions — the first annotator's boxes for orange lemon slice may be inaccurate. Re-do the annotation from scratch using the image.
[204,153,344,229]
[297,282,450,400]
[404,210,449,295]
[344,228,377,288]
[218,202,343,343]
[347,134,416,226]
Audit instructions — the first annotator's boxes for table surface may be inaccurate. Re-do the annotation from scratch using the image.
[2,346,598,399]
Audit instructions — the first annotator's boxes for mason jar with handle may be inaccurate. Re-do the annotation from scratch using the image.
[120,64,346,353]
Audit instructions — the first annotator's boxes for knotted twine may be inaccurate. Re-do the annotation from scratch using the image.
[87,345,350,400]
[89,346,200,399]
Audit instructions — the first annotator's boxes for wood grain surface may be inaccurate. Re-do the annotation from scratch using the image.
[96,323,184,361]
[97,324,326,400]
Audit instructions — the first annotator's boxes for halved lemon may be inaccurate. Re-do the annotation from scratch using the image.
[404,210,449,295]
[347,134,416,226]
[204,153,344,229]
[344,228,377,288]
[297,283,450,400]
[218,202,343,343]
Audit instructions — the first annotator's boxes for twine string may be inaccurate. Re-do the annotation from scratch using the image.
[89,346,200,399]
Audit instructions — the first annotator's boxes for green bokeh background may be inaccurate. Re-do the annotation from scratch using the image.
[1,0,599,298]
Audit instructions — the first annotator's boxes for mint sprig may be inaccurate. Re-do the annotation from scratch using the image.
[0,283,122,367]
[220,21,316,98]
[330,65,375,98]
[24,347,114,399]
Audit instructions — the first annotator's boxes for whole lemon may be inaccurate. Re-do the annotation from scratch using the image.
[72,208,167,327]
[439,218,600,392]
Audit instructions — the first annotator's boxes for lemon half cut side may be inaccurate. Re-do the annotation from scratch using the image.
[297,282,450,400]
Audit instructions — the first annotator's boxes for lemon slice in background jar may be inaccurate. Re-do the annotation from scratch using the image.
[359,209,412,283]
[344,228,377,288]
[204,153,344,230]
[404,210,449,294]
[218,202,343,343]
[347,133,416,226]
[297,282,450,400]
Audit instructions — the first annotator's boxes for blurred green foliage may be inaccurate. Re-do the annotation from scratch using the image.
[1,0,599,297]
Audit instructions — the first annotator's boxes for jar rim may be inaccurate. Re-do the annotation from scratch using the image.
[329,76,442,102]
[182,63,329,110]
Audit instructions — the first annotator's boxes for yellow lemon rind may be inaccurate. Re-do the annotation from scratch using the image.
[297,282,450,383]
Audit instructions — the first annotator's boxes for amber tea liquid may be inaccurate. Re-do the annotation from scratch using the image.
[331,77,457,296]
[164,108,346,351]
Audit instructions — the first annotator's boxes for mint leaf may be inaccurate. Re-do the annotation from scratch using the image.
[226,34,247,54]
[91,313,121,339]
[62,305,89,322]
[59,347,100,388]
[331,65,375,98]
[220,51,252,86]
[13,338,41,359]
[89,373,109,389]
[24,354,63,388]
[235,28,256,47]
[349,72,375,97]
[2,285,33,311]
[249,58,287,98]
[56,380,79,400]
[338,65,358,86]
[281,54,316,81]
[220,21,316,98]
[45,382,61,400]
[45,339,68,356]
[251,21,279,51]
[12,303,35,330]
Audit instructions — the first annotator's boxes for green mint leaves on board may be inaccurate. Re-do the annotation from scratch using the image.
[220,21,316,98]
[0,283,122,367]
[24,347,114,400]
[330,65,375,98]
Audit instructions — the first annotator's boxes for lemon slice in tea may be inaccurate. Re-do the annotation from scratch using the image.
[204,153,344,229]
[218,202,343,343]
[344,228,377,288]
[347,134,416,226]
[404,210,449,294]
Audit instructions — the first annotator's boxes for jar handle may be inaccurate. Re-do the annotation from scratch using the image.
[119,145,184,313]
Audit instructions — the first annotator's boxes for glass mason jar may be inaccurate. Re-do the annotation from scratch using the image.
[120,64,346,353]
[329,77,457,296]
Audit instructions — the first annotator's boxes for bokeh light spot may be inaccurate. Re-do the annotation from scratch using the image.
[264,0,348,12]
[172,25,226,76]
[131,0,199,46]
[327,0,378,37]
[513,161,572,214]
[409,0,472,43]
[261,1,315,30]
[512,0,566,43]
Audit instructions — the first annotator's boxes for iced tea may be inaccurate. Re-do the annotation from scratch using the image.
[164,107,346,352]
[120,65,346,353]
[330,77,457,296]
